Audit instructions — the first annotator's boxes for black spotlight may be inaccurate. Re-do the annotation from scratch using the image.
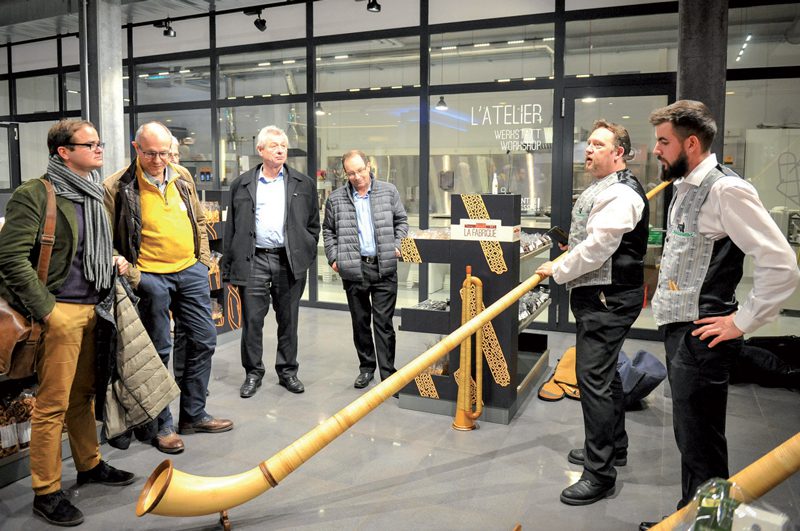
[367,0,381,13]
[155,19,176,37]
[254,11,267,32]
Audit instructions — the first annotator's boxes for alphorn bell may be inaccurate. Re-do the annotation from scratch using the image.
[138,181,673,524]
[652,432,800,530]
[453,266,484,431]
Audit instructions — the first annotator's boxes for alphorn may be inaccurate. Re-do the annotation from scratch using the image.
[452,266,485,431]
[651,432,800,530]
[137,180,673,522]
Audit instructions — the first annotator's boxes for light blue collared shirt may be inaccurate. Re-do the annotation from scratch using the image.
[353,187,376,256]
[255,167,285,248]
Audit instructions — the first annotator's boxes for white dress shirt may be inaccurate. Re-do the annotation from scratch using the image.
[553,173,646,285]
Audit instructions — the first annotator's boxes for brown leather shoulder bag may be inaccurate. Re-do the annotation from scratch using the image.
[0,178,56,379]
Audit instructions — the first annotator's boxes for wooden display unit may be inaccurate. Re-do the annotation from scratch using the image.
[398,194,550,424]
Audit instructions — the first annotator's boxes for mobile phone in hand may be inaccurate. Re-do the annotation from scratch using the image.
[546,226,569,246]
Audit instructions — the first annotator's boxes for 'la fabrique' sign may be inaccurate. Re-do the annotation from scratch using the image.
[451,219,521,242]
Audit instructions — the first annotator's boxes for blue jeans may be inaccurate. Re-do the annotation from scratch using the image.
[136,261,216,431]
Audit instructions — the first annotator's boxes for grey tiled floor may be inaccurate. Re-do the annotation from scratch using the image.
[1,306,798,530]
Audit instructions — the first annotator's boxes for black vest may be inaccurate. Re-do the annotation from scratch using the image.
[610,170,649,286]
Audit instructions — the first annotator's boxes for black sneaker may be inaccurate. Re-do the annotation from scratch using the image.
[33,490,84,527]
[76,460,135,486]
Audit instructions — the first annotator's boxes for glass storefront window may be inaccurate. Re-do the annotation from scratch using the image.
[19,120,57,181]
[135,58,210,105]
[135,109,214,187]
[0,127,10,189]
[429,89,554,317]
[0,80,9,115]
[12,40,57,72]
[217,103,308,187]
[728,4,800,69]
[316,37,419,93]
[429,90,554,228]
[65,70,81,111]
[565,14,678,76]
[218,48,307,99]
[16,75,58,114]
[315,96,420,309]
[725,78,800,330]
[61,35,80,66]
[0,45,7,74]
[431,25,554,85]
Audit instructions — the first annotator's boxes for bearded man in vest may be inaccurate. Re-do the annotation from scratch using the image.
[537,120,649,506]
[648,100,799,513]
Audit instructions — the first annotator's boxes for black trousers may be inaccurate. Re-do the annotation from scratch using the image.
[663,321,740,508]
[571,284,643,486]
[342,261,398,381]
[240,248,306,380]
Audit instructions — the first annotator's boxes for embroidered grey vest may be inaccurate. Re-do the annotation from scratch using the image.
[652,167,744,326]
[566,169,648,290]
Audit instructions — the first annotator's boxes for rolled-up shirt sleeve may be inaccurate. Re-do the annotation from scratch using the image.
[552,184,645,285]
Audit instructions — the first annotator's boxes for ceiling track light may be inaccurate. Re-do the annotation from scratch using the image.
[244,8,267,32]
[367,0,381,13]
[315,102,326,116]
[154,18,176,38]
[435,96,448,111]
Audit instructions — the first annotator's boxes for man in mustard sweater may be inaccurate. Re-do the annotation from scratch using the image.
[104,122,233,454]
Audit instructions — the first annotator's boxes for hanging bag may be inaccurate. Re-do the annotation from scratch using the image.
[0,179,57,379]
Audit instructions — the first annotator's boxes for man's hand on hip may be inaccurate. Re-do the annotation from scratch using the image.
[692,314,744,348]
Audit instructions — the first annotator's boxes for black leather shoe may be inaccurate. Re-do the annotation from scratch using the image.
[560,479,615,506]
[76,460,135,486]
[567,447,627,467]
[240,375,262,398]
[279,375,305,394]
[33,490,84,527]
[354,372,374,389]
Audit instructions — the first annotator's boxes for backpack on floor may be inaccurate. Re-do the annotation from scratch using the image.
[617,349,667,410]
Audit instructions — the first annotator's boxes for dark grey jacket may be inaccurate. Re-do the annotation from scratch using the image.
[323,176,408,281]
[222,164,320,284]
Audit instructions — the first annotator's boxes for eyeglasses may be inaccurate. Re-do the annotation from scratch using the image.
[169,153,180,162]
[140,150,171,160]
[344,166,369,179]
[68,142,105,151]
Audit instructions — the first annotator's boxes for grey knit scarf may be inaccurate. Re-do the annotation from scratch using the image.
[46,155,113,290]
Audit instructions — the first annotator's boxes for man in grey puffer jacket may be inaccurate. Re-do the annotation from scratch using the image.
[323,150,408,390]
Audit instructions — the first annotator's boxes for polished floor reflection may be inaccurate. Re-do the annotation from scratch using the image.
[1,307,798,530]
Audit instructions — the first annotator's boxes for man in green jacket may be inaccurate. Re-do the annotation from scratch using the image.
[0,119,134,527]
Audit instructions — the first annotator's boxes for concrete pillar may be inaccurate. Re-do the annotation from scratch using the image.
[79,0,125,177]
[677,0,728,157]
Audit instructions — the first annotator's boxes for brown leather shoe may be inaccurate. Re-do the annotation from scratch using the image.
[178,415,234,434]
[153,431,184,454]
